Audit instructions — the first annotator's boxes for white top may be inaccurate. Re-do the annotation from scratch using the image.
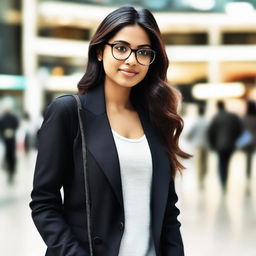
[111,129,156,256]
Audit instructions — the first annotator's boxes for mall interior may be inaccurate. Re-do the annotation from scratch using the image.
[0,0,256,255]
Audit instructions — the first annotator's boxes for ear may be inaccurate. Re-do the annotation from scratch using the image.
[97,48,103,62]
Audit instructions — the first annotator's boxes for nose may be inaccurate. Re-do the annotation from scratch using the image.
[125,51,137,65]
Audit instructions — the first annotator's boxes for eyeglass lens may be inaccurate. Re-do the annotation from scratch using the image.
[112,43,155,65]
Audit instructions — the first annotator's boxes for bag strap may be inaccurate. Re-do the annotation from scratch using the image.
[72,94,93,256]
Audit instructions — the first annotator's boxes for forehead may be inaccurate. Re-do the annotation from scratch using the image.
[110,25,151,46]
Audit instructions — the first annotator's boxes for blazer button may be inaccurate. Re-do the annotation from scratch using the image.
[93,236,102,245]
[119,221,124,230]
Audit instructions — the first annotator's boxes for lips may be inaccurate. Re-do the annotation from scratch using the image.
[118,68,138,77]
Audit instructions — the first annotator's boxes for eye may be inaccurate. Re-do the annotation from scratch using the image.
[137,49,152,57]
[114,44,128,53]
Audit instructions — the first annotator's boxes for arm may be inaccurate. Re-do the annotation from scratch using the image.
[0,119,2,138]
[29,97,89,256]
[186,122,197,142]
[235,115,243,138]
[207,119,216,149]
[161,179,184,256]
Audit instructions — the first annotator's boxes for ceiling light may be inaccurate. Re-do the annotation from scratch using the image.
[192,82,245,99]
[225,2,255,15]
[183,0,215,11]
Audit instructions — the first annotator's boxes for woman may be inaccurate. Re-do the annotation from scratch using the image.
[30,6,189,256]
[242,100,256,194]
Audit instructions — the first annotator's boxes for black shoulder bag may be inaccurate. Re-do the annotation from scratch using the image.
[73,94,93,256]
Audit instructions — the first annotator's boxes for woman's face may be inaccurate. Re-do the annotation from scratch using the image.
[100,24,151,89]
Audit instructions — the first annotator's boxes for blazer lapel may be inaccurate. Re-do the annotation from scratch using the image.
[79,84,123,208]
[136,105,171,250]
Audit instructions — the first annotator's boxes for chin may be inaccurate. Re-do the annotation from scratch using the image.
[115,79,138,88]
[120,82,139,88]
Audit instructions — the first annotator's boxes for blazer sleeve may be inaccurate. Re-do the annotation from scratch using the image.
[29,97,89,256]
[161,178,184,256]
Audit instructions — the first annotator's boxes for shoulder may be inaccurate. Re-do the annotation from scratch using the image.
[229,112,241,122]
[43,94,79,119]
[47,94,76,111]
[42,95,80,130]
[41,95,80,141]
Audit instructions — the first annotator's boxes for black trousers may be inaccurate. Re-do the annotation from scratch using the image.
[217,149,233,191]
[4,139,16,178]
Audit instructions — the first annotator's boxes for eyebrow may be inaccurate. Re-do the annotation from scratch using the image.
[112,40,152,48]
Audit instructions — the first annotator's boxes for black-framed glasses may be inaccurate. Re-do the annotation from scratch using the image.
[106,42,156,66]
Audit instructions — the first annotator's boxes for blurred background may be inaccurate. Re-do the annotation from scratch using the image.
[0,0,256,255]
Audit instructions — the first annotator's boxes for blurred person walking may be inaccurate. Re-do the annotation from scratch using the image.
[207,101,242,193]
[23,112,32,153]
[30,6,190,256]
[241,100,256,194]
[187,104,209,189]
[17,112,33,154]
[0,106,19,184]
[0,126,4,169]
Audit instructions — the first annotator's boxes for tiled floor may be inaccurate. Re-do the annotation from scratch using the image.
[178,150,256,256]
[0,148,255,256]
[0,150,45,256]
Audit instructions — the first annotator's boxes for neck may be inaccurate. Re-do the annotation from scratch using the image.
[104,80,133,111]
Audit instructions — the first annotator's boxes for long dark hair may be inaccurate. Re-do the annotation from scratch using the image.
[78,6,190,176]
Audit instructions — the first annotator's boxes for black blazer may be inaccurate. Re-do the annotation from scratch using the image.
[30,83,184,256]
